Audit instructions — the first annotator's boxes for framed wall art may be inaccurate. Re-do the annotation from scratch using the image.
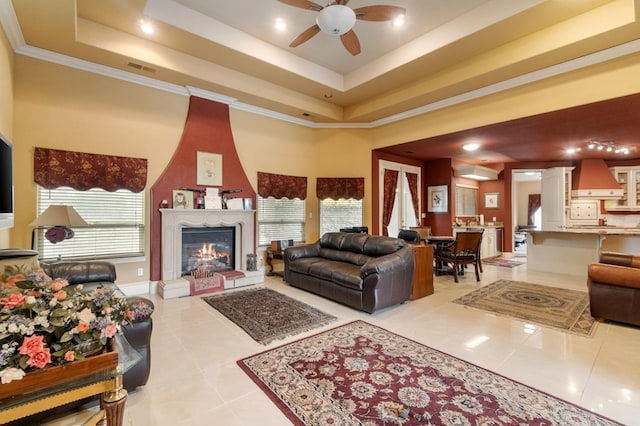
[484,192,499,209]
[427,185,448,213]
[196,152,222,186]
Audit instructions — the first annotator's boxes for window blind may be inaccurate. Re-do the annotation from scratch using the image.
[455,185,478,216]
[36,187,144,260]
[257,196,305,246]
[319,198,363,235]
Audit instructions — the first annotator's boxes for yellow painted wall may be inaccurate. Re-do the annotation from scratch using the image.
[13,56,188,282]
[372,51,640,148]
[230,111,374,243]
[0,26,13,248]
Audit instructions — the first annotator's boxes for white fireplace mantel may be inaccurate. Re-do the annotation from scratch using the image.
[160,209,255,281]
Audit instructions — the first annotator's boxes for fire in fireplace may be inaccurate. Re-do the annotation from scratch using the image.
[181,227,235,276]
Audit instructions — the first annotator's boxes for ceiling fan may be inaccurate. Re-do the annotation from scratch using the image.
[278,0,406,56]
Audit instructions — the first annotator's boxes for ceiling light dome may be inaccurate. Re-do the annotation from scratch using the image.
[316,5,356,36]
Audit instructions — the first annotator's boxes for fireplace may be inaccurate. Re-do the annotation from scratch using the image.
[160,209,256,282]
[181,226,235,276]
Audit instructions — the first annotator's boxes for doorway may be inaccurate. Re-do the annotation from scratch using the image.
[511,170,542,256]
[379,160,422,237]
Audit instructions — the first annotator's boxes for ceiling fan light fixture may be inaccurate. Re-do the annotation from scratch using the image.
[316,5,356,36]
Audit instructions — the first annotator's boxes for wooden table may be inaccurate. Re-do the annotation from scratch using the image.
[0,344,128,425]
[427,236,455,276]
[266,247,284,277]
[408,243,434,299]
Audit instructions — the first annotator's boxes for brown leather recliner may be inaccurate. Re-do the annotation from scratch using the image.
[587,252,640,327]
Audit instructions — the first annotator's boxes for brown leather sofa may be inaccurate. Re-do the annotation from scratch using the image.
[41,261,154,392]
[284,232,415,313]
[587,251,640,326]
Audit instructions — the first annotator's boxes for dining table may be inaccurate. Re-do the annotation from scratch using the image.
[426,235,456,276]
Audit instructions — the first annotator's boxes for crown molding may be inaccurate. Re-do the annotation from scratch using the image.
[0,0,25,49]
[3,0,640,131]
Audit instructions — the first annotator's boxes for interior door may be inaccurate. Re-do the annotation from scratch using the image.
[379,160,421,237]
[541,167,565,230]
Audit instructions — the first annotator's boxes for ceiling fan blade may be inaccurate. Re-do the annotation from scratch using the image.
[277,0,323,12]
[289,24,321,48]
[353,5,406,21]
[340,30,361,56]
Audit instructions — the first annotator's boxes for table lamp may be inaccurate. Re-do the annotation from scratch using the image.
[30,205,88,249]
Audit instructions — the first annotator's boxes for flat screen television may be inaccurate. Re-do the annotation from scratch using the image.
[0,131,14,230]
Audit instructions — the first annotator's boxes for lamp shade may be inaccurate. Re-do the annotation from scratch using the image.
[30,205,88,227]
[316,5,356,36]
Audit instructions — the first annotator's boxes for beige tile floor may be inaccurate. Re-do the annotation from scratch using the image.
[43,262,640,425]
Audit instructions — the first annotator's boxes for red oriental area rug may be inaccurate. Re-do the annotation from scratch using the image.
[238,321,622,426]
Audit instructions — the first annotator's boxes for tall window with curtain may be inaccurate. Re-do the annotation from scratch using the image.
[257,172,307,246]
[382,169,399,236]
[33,148,147,260]
[317,177,364,235]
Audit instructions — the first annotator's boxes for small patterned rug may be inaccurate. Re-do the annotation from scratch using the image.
[203,287,336,345]
[482,256,525,268]
[238,321,621,425]
[452,280,597,336]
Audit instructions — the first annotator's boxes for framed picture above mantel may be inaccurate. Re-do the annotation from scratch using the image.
[196,152,222,186]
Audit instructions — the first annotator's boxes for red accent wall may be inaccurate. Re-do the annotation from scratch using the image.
[424,159,454,236]
[150,97,256,281]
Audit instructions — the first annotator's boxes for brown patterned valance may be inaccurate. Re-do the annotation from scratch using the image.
[34,147,148,193]
[316,177,365,200]
[258,172,307,200]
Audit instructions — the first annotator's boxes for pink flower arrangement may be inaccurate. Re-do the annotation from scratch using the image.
[0,269,131,384]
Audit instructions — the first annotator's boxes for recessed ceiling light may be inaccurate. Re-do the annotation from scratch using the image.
[139,19,154,35]
[392,14,406,27]
[275,18,287,32]
[462,143,480,152]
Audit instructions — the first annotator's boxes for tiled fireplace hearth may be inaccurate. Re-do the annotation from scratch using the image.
[158,209,263,298]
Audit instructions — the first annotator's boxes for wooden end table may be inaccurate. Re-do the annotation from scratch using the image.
[266,247,285,277]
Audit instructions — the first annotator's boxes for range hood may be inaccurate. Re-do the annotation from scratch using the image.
[571,159,623,199]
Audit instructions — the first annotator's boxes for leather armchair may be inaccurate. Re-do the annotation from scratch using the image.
[41,261,153,391]
[587,251,640,326]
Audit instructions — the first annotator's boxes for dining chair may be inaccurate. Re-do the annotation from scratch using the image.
[465,228,484,272]
[434,231,483,283]
[409,226,431,241]
[398,229,421,243]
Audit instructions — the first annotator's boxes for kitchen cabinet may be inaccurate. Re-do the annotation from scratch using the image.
[453,226,502,259]
[541,167,574,230]
[605,167,640,211]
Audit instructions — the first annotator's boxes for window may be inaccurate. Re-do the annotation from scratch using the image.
[319,198,363,235]
[257,196,305,246]
[36,186,144,261]
[455,184,478,216]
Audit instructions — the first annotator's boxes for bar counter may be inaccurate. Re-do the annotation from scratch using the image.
[526,228,640,277]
